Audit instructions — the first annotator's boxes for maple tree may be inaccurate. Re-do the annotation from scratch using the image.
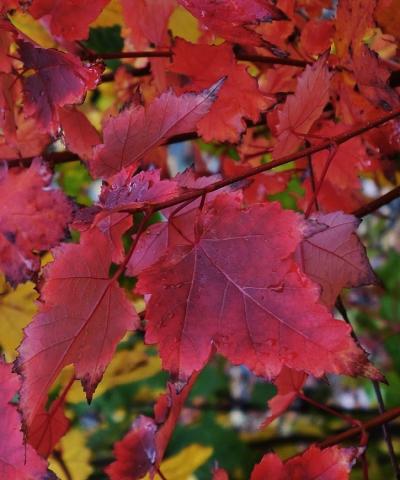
[1,0,400,479]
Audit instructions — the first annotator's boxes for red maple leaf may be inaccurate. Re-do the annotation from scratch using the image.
[262,366,307,427]
[296,212,377,308]
[0,360,48,479]
[99,169,180,211]
[177,0,287,47]
[169,39,268,142]
[16,228,139,425]
[126,171,228,276]
[28,397,70,458]
[0,159,72,286]
[59,106,100,163]
[272,52,331,159]
[106,376,197,479]
[251,445,360,479]
[137,194,381,382]
[91,79,224,178]
[28,0,110,41]
[121,0,175,48]
[19,40,101,134]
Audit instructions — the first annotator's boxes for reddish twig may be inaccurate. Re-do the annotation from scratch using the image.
[336,297,400,478]
[91,49,308,68]
[115,106,400,215]
[319,406,400,448]
[304,143,338,217]
[112,210,153,281]
[353,185,400,218]
[299,392,368,446]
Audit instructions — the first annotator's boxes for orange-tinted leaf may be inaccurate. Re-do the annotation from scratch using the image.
[169,39,268,142]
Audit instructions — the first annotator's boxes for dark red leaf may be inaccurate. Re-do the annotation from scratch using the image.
[19,40,101,134]
[296,211,377,308]
[137,194,381,382]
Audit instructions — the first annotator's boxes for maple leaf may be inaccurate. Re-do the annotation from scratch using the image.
[19,40,101,134]
[126,171,226,276]
[106,376,197,479]
[251,445,360,480]
[177,0,287,47]
[300,19,335,57]
[16,228,139,425]
[169,39,268,142]
[137,194,381,382]
[0,159,72,286]
[99,169,180,211]
[59,106,100,162]
[296,212,377,308]
[298,121,374,214]
[91,79,224,179]
[273,52,332,159]
[0,360,49,479]
[262,366,307,427]
[106,416,157,480]
[28,0,110,41]
[335,0,399,111]
[0,19,15,73]
[28,397,70,458]
[121,0,175,47]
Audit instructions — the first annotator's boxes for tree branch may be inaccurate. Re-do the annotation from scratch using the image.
[91,49,308,68]
[117,106,400,215]
[353,185,400,218]
[319,406,400,448]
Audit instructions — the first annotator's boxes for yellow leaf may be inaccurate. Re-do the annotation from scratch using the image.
[61,343,161,403]
[91,0,123,27]
[168,6,200,43]
[49,429,93,480]
[9,12,56,48]
[0,277,37,361]
[146,444,213,480]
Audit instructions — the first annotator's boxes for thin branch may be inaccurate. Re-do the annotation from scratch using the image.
[319,406,400,448]
[336,297,400,478]
[353,185,400,218]
[91,49,308,68]
[116,106,400,215]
